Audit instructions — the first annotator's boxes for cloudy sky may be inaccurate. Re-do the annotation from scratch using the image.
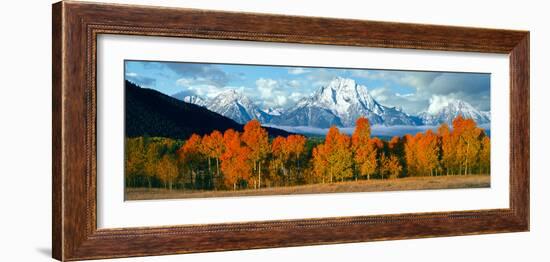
[125,60,490,115]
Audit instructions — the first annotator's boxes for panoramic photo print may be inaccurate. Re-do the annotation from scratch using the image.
[124,60,491,200]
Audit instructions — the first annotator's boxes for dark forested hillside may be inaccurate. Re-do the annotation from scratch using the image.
[125,81,291,139]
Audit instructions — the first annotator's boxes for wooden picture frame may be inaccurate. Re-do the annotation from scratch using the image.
[52,1,529,261]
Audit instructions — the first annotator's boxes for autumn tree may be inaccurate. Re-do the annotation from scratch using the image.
[404,134,419,176]
[125,137,146,187]
[438,123,457,175]
[201,130,225,188]
[388,136,406,176]
[311,143,329,183]
[479,136,491,175]
[177,134,204,189]
[404,130,440,176]
[312,126,353,183]
[271,136,291,185]
[418,130,440,176]
[242,120,270,189]
[220,129,253,190]
[388,136,404,156]
[143,139,165,188]
[157,154,178,190]
[379,153,402,179]
[331,132,353,182]
[453,116,483,175]
[286,134,307,172]
[352,117,377,180]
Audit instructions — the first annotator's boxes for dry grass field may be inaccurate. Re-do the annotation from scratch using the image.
[125,175,490,200]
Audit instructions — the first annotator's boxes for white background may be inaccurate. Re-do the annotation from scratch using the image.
[98,35,509,228]
[0,0,547,261]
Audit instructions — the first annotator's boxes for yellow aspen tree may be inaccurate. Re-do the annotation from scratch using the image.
[479,135,491,175]
[352,117,377,180]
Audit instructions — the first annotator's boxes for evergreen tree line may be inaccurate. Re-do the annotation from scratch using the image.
[125,116,490,191]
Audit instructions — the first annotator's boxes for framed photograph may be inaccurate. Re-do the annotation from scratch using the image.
[52,1,529,261]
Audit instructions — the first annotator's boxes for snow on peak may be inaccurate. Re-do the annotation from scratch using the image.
[312,77,374,112]
[272,77,419,127]
[181,95,207,107]
[420,96,490,125]
[206,89,264,124]
[264,107,284,116]
[427,96,471,115]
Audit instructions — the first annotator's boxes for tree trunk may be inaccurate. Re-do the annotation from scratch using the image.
[258,161,262,189]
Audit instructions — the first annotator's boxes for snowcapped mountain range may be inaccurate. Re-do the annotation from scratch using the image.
[172,77,489,127]
[418,99,490,126]
[270,77,420,127]
[182,95,207,107]
[202,89,276,124]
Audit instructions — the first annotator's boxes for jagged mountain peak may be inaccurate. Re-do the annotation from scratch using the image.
[272,77,419,127]
[206,89,265,124]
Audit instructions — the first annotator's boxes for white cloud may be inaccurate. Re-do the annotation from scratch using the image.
[255,78,296,107]
[275,95,287,105]
[369,86,428,114]
[369,88,388,102]
[351,70,371,79]
[255,78,278,99]
[125,72,138,77]
[289,92,304,102]
[427,95,457,114]
[177,77,247,99]
[288,68,309,75]
[287,79,301,88]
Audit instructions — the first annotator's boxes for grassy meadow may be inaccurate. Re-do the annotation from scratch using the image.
[125,175,490,200]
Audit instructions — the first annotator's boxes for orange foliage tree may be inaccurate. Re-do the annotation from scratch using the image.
[286,135,307,169]
[438,123,457,175]
[177,134,203,188]
[404,130,440,176]
[404,133,419,176]
[311,143,329,183]
[242,120,270,189]
[220,129,253,190]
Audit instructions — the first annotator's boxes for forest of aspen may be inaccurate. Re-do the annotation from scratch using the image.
[125,115,490,199]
